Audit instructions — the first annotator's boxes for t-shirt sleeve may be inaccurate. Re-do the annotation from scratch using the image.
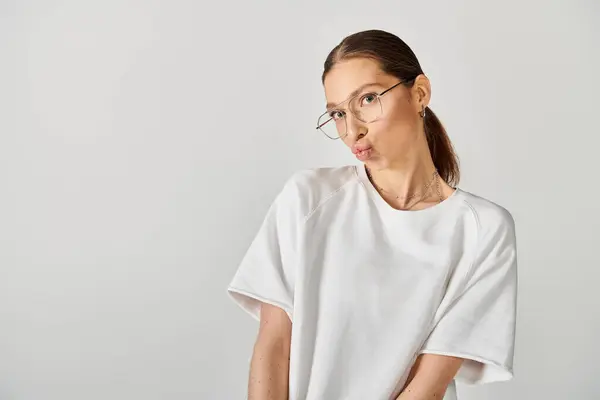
[418,209,518,385]
[226,175,303,322]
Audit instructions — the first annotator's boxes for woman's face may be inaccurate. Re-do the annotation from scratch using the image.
[323,57,428,169]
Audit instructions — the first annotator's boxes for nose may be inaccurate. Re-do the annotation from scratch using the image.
[344,113,367,142]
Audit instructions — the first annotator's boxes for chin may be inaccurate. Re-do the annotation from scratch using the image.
[363,156,388,170]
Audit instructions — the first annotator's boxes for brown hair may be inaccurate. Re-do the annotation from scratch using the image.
[322,29,460,187]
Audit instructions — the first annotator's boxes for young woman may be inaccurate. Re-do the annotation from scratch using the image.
[227,29,518,400]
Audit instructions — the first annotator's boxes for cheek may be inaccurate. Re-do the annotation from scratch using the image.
[373,109,417,144]
[388,101,419,129]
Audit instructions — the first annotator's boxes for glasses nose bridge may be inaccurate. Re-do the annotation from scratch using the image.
[344,109,367,139]
[346,93,365,121]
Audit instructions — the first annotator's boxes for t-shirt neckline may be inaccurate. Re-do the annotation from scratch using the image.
[354,164,463,217]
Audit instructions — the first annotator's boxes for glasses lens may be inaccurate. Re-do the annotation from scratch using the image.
[350,93,382,123]
[317,112,345,139]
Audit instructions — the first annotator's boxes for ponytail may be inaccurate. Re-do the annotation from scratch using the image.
[423,107,460,187]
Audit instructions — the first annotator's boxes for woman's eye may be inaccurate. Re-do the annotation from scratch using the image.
[329,110,344,120]
[361,94,377,106]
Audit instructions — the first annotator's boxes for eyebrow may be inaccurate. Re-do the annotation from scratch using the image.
[326,82,384,110]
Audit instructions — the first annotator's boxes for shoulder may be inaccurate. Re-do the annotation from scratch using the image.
[277,164,358,220]
[457,189,517,242]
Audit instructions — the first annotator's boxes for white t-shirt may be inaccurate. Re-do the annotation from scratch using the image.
[227,164,518,400]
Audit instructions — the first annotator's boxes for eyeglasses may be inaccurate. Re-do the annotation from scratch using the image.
[316,81,403,140]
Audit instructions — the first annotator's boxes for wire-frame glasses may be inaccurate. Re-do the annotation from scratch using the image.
[316,81,404,140]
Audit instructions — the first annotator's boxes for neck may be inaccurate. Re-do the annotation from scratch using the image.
[365,152,438,206]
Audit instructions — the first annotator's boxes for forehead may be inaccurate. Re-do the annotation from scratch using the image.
[323,57,393,107]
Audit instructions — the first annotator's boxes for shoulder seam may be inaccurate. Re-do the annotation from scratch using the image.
[461,197,483,283]
[302,178,356,225]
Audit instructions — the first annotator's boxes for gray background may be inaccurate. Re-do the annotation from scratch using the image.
[1,1,599,399]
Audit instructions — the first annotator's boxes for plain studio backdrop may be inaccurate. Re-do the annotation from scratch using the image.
[1,1,599,399]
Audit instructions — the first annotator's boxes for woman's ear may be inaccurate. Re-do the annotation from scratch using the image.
[413,74,431,109]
